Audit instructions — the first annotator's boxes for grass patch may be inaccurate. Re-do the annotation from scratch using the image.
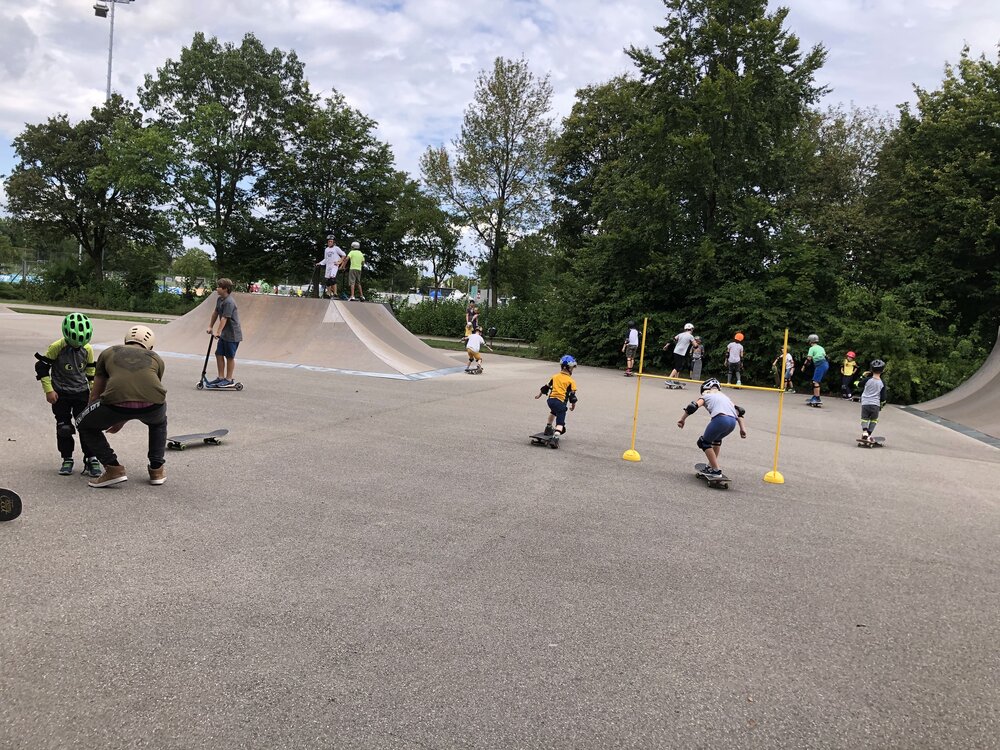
[7,307,174,325]
[421,337,542,360]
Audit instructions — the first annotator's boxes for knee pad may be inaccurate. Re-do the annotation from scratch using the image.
[697,435,712,451]
[57,421,75,437]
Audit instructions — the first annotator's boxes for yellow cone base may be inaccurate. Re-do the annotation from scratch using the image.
[763,471,785,484]
[622,449,641,462]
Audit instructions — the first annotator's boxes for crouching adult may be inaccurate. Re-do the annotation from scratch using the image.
[77,325,168,488]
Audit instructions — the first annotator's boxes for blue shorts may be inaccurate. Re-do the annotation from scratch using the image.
[812,359,829,383]
[702,415,737,446]
[546,397,568,426]
[215,339,240,359]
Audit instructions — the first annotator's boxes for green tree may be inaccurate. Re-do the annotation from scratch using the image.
[420,57,555,309]
[139,32,311,278]
[868,47,1000,342]
[549,0,827,366]
[172,247,215,298]
[255,93,414,283]
[4,96,175,280]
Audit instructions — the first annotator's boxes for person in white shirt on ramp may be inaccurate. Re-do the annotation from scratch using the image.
[314,235,347,299]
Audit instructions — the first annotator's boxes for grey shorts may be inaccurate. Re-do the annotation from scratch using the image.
[861,404,880,421]
[349,269,362,285]
[625,344,638,359]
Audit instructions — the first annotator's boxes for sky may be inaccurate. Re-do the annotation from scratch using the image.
[1,0,998,199]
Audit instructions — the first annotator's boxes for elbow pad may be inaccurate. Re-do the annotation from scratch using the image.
[684,401,699,415]
[568,390,578,404]
[736,406,746,417]
[34,352,52,380]
[539,385,551,396]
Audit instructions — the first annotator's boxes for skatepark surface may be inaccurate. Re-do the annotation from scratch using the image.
[1,308,998,749]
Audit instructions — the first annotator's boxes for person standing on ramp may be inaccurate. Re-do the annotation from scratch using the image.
[314,235,347,299]
[347,241,365,301]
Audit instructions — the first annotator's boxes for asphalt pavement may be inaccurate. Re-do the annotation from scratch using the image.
[1,310,998,749]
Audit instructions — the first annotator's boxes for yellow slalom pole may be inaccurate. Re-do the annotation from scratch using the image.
[622,317,647,462]
[763,327,789,484]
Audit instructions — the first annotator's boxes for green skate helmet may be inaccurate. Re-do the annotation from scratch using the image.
[62,313,93,348]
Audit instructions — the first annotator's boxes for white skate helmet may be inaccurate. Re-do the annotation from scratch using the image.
[683,323,694,331]
[351,241,361,249]
[124,324,155,350]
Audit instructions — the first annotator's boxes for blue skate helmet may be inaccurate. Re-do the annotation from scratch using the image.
[560,355,577,369]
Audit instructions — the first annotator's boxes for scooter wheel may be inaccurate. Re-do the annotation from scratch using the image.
[196,382,204,390]
[235,383,244,391]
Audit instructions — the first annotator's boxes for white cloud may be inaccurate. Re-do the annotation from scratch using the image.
[0,0,997,186]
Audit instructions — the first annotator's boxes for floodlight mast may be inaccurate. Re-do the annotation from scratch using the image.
[93,0,134,102]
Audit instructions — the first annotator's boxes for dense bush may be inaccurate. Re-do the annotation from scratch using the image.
[391,299,547,341]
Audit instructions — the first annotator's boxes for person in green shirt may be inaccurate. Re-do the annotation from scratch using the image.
[804,333,828,406]
[346,241,365,301]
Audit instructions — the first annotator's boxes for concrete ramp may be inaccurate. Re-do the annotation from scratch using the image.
[147,294,464,380]
[907,326,1000,441]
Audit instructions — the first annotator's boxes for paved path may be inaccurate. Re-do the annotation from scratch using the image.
[1,310,998,749]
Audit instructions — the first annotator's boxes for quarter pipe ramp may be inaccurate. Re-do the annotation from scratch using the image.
[146,294,464,381]
[909,326,1000,440]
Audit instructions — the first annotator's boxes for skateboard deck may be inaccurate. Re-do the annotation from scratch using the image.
[529,432,560,449]
[167,429,229,451]
[856,436,886,448]
[465,367,483,375]
[695,463,731,489]
[0,488,22,522]
[805,399,823,408]
[664,382,685,389]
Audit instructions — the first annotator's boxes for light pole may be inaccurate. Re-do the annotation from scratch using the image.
[93,1,135,101]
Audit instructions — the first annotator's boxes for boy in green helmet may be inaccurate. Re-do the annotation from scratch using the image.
[34,313,101,477]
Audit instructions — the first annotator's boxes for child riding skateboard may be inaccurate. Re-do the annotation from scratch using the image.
[535,355,579,438]
[677,378,747,480]
[858,359,888,443]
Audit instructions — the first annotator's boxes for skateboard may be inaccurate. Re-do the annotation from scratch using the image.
[624,371,634,377]
[465,366,483,375]
[695,463,731,489]
[167,429,229,451]
[0,488,22,522]
[856,436,886,448]
[664,382,685,390]
[805,399,824,408]
[529,432,560,449]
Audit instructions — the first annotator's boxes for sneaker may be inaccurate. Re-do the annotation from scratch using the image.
[543,425,554,436]
[703,467,723,478]
[88,464,127,488]
[217,379,233,387]
[85,457,102,478]
[358,296,366,301]
[148,464,166,485]
[206,377,223,386]
[58,458,74,476]
[348,297,356,301]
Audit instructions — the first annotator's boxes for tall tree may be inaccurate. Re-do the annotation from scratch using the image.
[255,93,413,283]
[549,0,827,364]
[139,32,311,278]
[868,47,1000,342]
[4,96,175,280]
[420,57,554,308]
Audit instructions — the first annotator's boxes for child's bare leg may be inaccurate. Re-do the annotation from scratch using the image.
[225,358,236,380]
[215,354,226,380]
[703,447,720,470]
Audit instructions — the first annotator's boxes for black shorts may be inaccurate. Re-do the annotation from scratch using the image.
[672,352,688,371]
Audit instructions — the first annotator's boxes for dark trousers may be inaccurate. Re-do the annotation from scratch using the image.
[841,375,854,397]
[52,391,93,459]
[77,401,167,468]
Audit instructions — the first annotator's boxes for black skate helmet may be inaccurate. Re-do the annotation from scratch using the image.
[870,359,885,372]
